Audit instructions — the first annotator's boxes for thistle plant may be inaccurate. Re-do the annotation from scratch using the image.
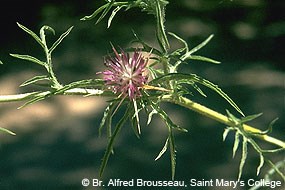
[1,0,284,184]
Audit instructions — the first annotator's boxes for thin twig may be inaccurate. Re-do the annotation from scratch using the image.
[161,94,285,148]
[0,90,284,148]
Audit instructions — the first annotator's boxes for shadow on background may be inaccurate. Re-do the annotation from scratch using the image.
[0,0,284,189]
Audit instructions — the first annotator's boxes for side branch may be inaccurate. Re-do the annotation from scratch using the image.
[0,88,107,103]
[161,95,285,148]
[0,92,38,102]
[1,91,284,148]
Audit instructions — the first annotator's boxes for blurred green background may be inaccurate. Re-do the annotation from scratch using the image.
[0,0,284,189]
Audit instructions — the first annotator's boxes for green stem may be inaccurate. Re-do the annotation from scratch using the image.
[40,27,62,89]
[0,90,284,148]
[155,0,169,53]
[0,88,106,103]
[161,94,285,148]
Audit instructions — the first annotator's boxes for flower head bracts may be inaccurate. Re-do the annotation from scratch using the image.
[101,47,148,100]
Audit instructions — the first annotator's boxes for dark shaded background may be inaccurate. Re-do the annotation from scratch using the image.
[0,0,284,189]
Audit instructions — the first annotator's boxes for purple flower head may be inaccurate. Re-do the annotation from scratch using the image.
[101,47,148,100]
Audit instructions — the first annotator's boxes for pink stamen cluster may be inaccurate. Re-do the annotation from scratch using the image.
[101,47,148,100]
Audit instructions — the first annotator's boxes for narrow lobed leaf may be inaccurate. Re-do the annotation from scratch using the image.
[223,127,231,141]
[16,22,45,49]
[240,113,263,123]
[151,102,188,132]
[233,132,240,158]
[186,55,220,64]
[0,127,16,136]
[195,76,244,116]
[261,148,285,153]
[40,25,55,39]
[99,105,130,177]
[147,109,158,125]
[155,0,169,52]
[132,99,141,134]
[170,47,186,56]
[10,54,46,66]
[80,3,109,21]
[191,83,207,97]
[98,102,115,137]
[151,73,244,116]
[20,75,49,87]
[169,129,176,180]
[49,26,74,54]
[187,34,214,55]
[107,5,124,28]
[248,117,278,136]
[130,112,140,139]
[168,32,188,52]
[155,137,169,161]
[129,99,145,137]
[238,136,248,181]
[18,92,50,109]
[96,2,114,25]
[256,153,264,176]
[260,117,278,135]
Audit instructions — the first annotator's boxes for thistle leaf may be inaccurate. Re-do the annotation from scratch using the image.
[155,0,169,52]
[129,99,144,137]
[257,153,264,176]
[80,3,109,21]
[147,109,158,125]
[0,127,16,136]
[49,26,74,54]
[99,105,130,177]
[267,118,278,134]
[150,73,244,116]
[195,76,244,116]
[223,127,231,141]
[16,22,45,49]
[187,34,214,55]
[18,92,50,109]
[107,5,124,28]
[39,25,55,46]
[240,113,263,123]
[96,2,114,25]
[40,25,55,38]
[168,32,188,52]
[191,83,207,97]
[20,75,49,87]
[238,136,248,180]
[99,102,115,137]
[155,137,169,161]
[186,55,220,64]
[133,99,141,134]
[261,148,285,153]
[10,54,46,66]
[130,113,140,139]
[258,117,278,135]
[233,132,240,158]
[151,102,187,132]
[169,129,176,180]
